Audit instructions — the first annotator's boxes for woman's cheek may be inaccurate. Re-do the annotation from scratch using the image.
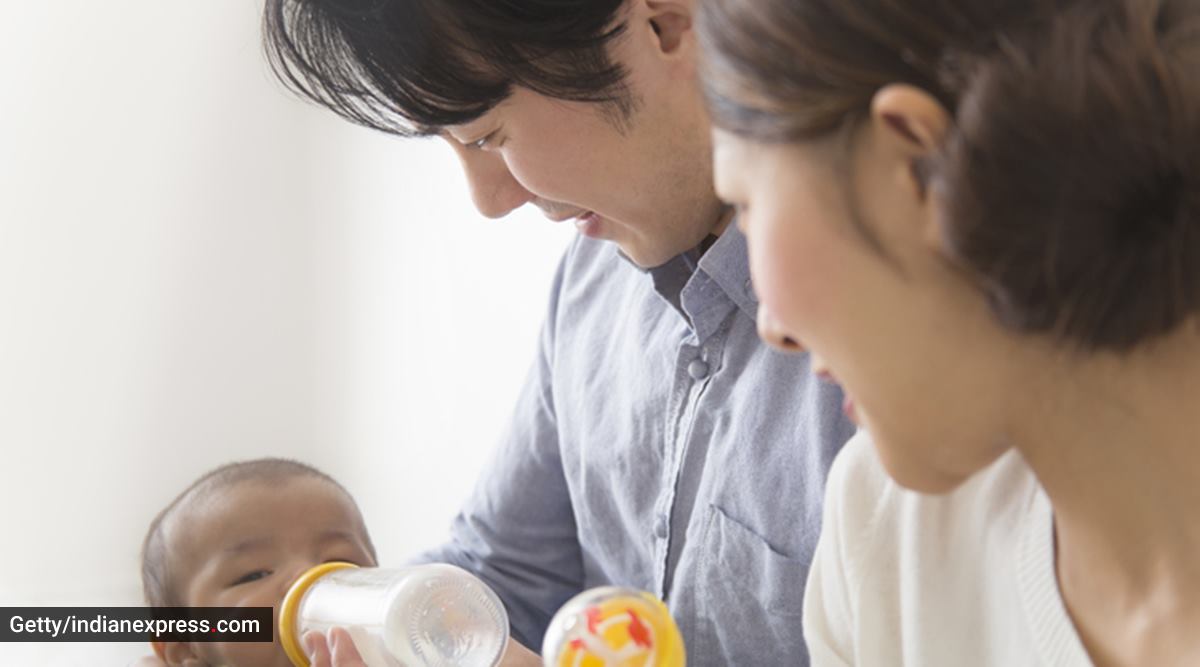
[748,223,829,337]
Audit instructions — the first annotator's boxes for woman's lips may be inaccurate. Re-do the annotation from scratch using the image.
[813,367,858,423]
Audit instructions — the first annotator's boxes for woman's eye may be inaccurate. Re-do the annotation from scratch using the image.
[230,570,271,586]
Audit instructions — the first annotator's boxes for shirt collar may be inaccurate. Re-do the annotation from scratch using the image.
[696,221,759,323]
[626,220,759,325]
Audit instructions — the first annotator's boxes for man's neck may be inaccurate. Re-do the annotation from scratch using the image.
[698,205,736,256]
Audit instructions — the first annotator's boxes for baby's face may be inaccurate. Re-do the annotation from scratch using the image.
[168,476,376,667]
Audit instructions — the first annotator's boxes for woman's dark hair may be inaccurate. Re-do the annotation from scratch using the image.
[699,0,1200,351]
[263,0,634,136]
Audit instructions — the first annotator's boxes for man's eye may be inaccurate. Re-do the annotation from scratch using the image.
[230,570,271,586]
[469,130,499,150]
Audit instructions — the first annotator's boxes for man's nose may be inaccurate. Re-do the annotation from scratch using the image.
[457,148,533,219]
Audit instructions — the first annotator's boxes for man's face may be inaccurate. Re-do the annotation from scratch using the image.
[441,14,726,267]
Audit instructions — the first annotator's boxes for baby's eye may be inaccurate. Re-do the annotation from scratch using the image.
[230,570,272,586]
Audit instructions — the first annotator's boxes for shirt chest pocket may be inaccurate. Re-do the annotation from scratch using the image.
[690,504,812,665]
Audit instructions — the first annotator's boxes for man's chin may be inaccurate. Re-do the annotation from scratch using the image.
[619,235,717,269]
[615,245,674,270]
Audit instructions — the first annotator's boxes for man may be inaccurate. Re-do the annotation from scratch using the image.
[270,0,852,664]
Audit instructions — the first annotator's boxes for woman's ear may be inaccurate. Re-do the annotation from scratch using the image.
[871,84,950,156]
[870,84,952,248]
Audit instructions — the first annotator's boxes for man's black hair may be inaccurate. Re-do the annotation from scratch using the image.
[263,0,635,136]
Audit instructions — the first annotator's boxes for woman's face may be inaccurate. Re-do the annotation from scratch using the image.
[712,109,1021,493]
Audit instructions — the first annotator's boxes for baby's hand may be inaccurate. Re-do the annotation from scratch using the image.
[304,627,366,667]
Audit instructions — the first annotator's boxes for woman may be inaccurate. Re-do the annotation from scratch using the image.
[698,0,1199,665]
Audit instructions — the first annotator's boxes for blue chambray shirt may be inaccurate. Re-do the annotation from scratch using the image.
[413,224,854,665]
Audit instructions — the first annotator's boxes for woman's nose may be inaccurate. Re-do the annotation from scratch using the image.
[757,308,806,353]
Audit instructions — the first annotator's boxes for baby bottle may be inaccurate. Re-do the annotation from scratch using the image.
[541,587,685,667]
[279,562,510,667]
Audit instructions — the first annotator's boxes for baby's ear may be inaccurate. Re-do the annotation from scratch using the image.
[153,640,201,666]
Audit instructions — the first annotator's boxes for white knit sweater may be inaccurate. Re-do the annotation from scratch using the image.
[803,431,1094,666]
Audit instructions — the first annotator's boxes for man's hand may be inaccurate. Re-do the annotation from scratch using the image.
[498,637,542,667]
[304,628,542,667]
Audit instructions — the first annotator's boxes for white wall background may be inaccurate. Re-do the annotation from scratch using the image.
[0,2,572,663]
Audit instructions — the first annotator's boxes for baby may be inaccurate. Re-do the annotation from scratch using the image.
[141,458,378,667]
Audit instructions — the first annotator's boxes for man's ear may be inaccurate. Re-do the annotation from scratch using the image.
[154,640,201,666]
[643,0,693,56]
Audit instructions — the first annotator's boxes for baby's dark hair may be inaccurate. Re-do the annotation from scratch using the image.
[700,0,1200,351]
[141,458,375,607]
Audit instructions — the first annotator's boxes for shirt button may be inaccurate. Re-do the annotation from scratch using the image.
[687,359,709,380]
[654,514,670,539]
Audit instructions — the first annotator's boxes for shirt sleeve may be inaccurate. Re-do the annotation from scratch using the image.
[802,432,870,666]
[407,246,582,652]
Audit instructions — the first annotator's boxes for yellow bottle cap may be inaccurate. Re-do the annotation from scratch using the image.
[278,561,359,667]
